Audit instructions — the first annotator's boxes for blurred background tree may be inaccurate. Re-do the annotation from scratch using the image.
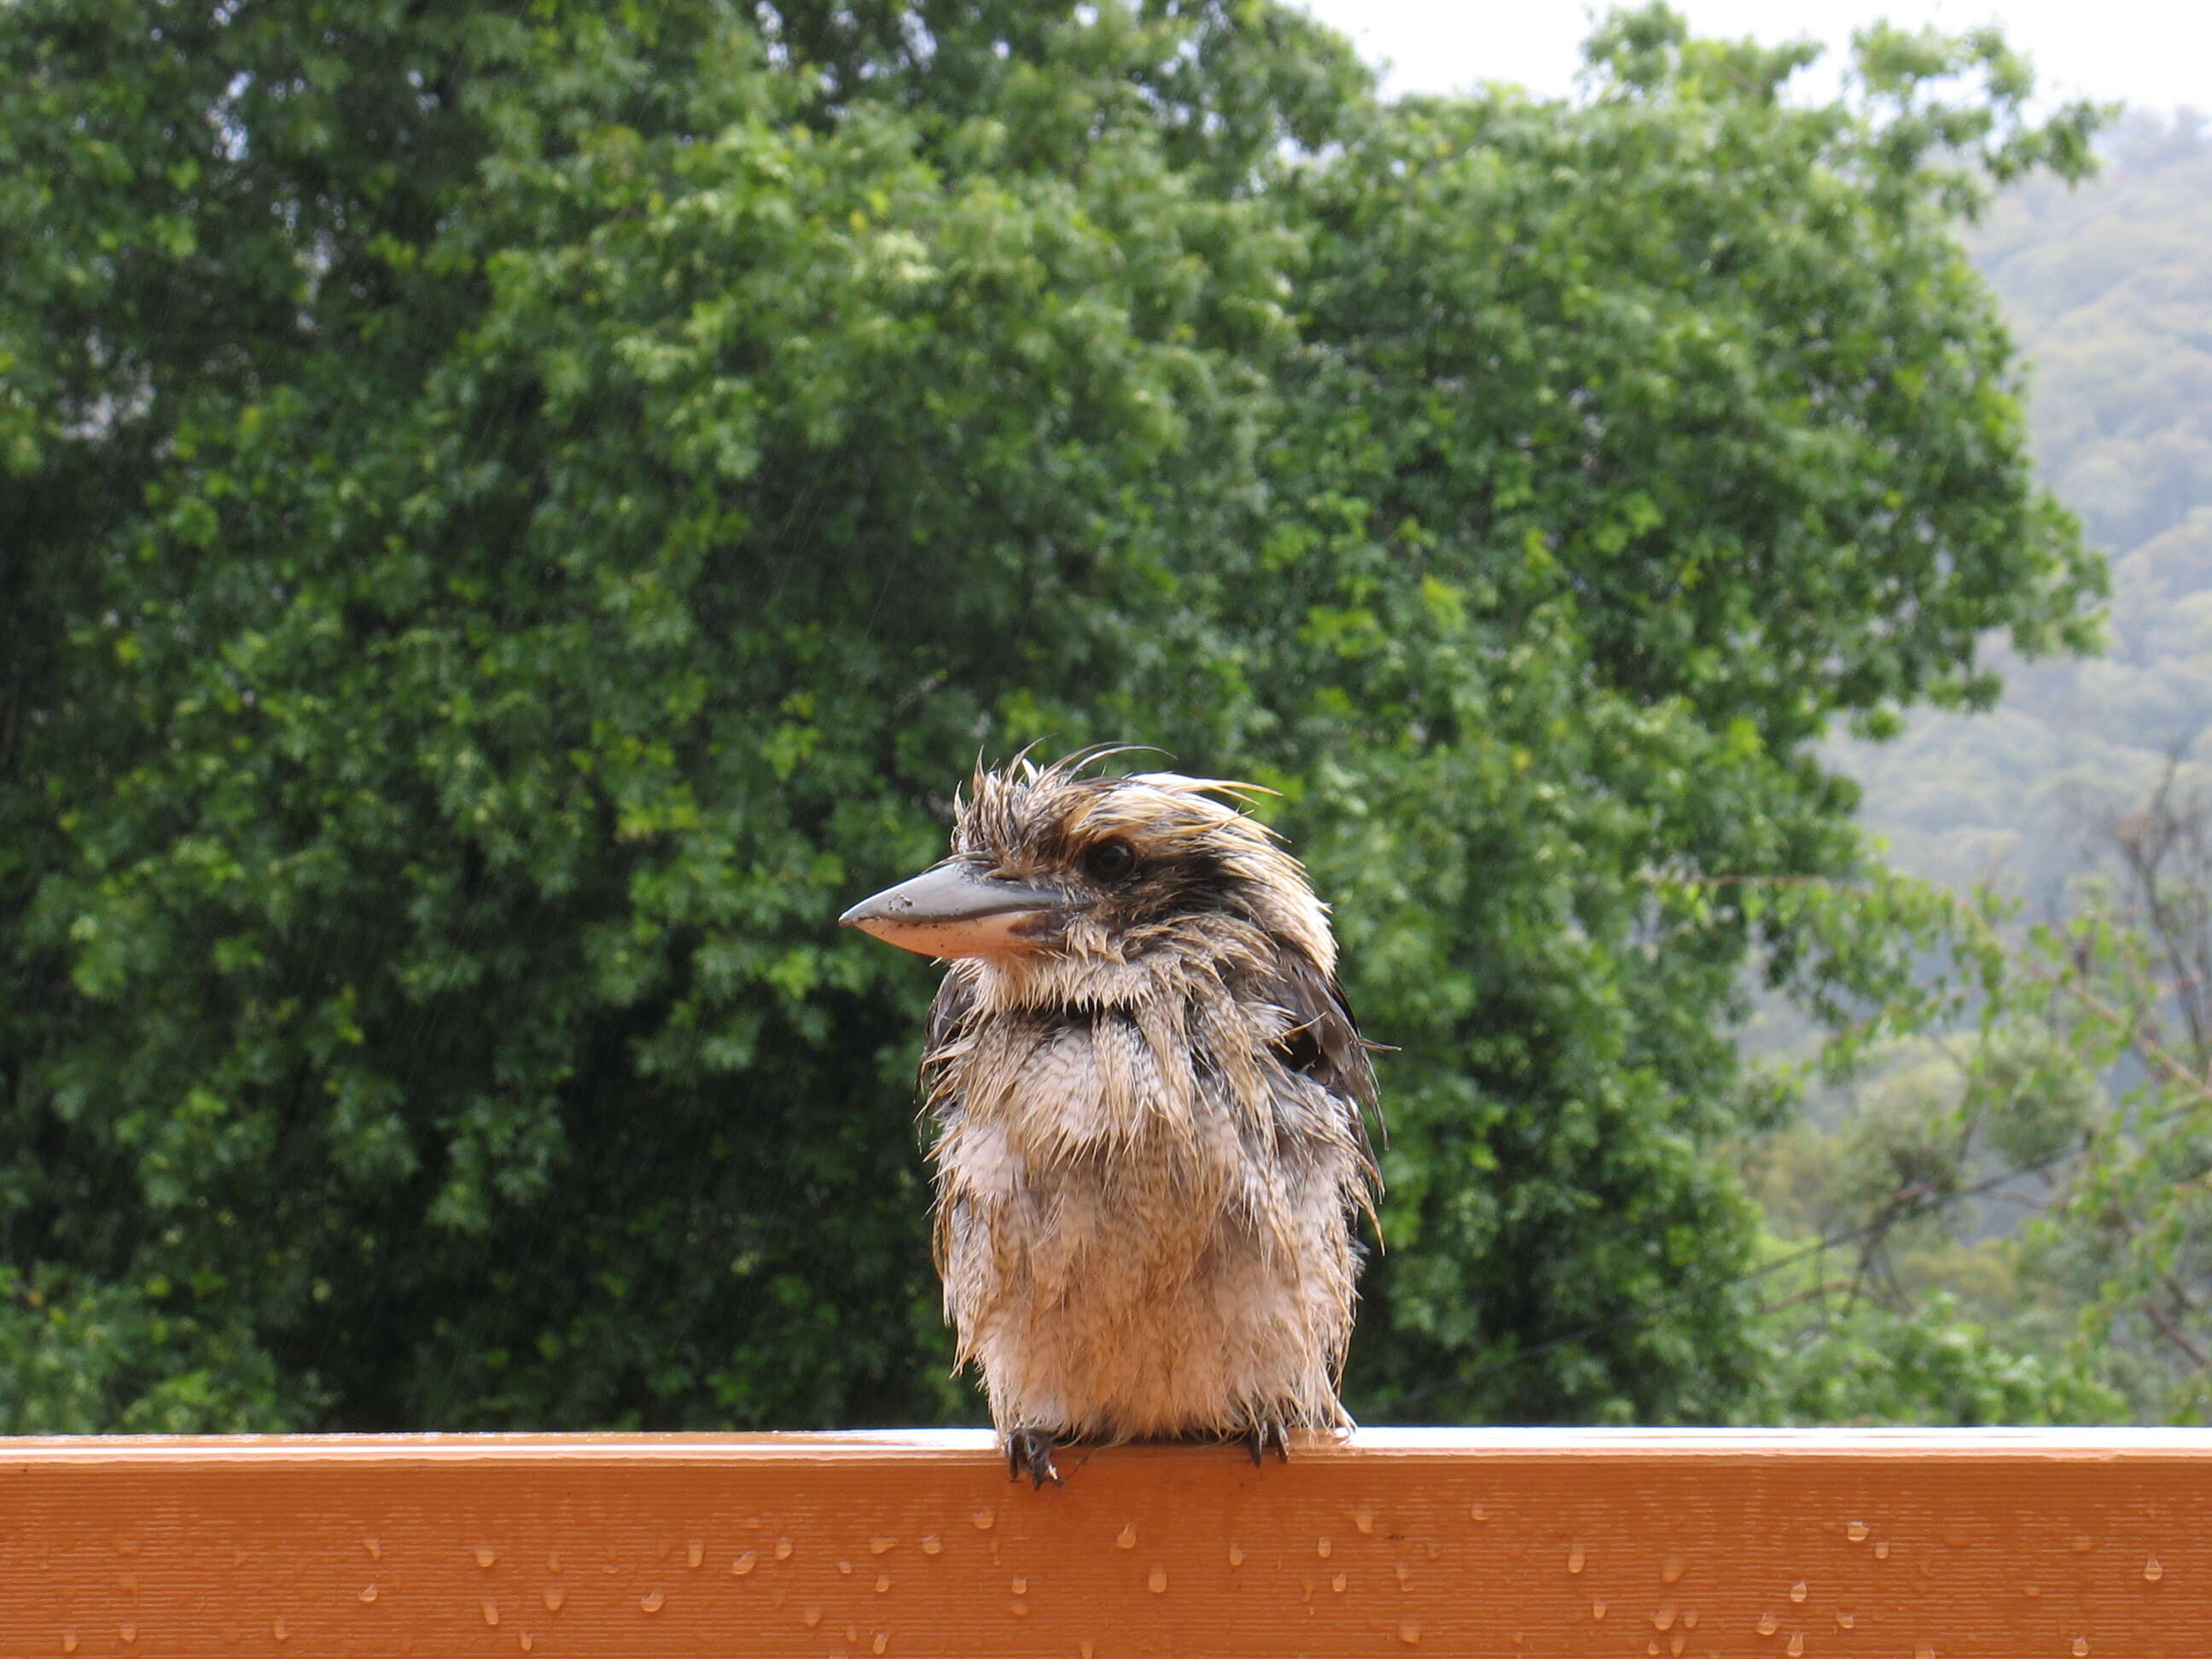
[1743,760,2212,1426]
[1841,108,2212,894]
[0,0,2104,1430]
[1741,105,2212,1426]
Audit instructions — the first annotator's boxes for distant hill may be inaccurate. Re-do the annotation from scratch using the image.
[1839,110,2212,898]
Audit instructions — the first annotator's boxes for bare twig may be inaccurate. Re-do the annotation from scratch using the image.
[2140,1293,2209,1371]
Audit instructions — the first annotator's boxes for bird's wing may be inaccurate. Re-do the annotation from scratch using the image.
[1263,943,1385,1165]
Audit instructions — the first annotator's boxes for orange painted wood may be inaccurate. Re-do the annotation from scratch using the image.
[2,1428,2209,1657]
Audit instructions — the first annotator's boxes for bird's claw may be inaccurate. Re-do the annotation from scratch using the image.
[1008,1428,1062,1487]
[1247,1421,1291,1466]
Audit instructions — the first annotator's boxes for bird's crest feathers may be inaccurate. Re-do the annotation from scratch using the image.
[951,748,1332,972]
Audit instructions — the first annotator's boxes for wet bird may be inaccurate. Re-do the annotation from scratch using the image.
[840,750,1380,1486]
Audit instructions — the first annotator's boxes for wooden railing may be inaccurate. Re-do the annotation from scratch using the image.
[3,1429,2207,1656]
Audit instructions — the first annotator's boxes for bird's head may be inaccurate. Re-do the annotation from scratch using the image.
[839,749,1335,971]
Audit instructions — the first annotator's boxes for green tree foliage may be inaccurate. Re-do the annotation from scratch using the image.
[1752,112,2212,1423]
[0,1,2102,1430]
[1723,824,2212,1424]
[1842,109,2212,894]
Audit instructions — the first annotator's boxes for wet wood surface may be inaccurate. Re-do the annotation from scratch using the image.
[2,1428,2208,1656]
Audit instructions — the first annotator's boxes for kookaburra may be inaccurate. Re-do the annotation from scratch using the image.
[840,750,1380,1486]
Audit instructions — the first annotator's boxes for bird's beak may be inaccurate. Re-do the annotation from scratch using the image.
[839,862,1063,959]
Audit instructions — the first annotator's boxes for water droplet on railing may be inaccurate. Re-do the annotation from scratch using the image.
[872,1634,888,1655]
[731,1553,755,1577]
[800,1605,823,1628]
[476,1546,498,1570]
[1147,1566,1169,1594]
[1398,1621,1421,1644]
[118,1629,137,1649]
[870,1537,897,1556]
[62,1633,79,1655]
[1115,1525,1137,1550]
[1785,1632,1804,1657]
[271,1620,288,1644]
[639,1590,665,1614]
[1567,1544,1585,1575]
[1010,1578,1027,1596]
[2144,1557,2164,1584]
[1592,1598,1609,1621]
[358,1585,378,1604]
[1789,1581,1807,1604]
[971,1509,996,1532]
[482,1600,499,1627]
[2072,1639,2089,1656]
[1662,1552,1686,1584]
[1318,1538,1333,1559]
[1353,1509,1375,1535]
[544,1586,566,1612]
[364,1538,382,1562]
[1874,1540,1891,1560]
[1846,1521,1868,1543]
[1228,1545,1245,1568]
[686,1540,704,1569]
[1756,1612,1778,1636]
[920,1536,943,1557]
[1330,1574,1348,1594]
[774,1538,794,1561]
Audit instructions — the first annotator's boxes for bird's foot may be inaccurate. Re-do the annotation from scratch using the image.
[1247,1420,1291,1467]
[1007,1428,1062,1488]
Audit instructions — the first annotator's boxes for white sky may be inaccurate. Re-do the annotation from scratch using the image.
[1293,1,2208,116]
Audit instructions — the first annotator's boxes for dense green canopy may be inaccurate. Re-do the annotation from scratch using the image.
[0,0,2101,1430]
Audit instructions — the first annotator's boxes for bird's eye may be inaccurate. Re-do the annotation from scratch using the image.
[1082,838,1139,882]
